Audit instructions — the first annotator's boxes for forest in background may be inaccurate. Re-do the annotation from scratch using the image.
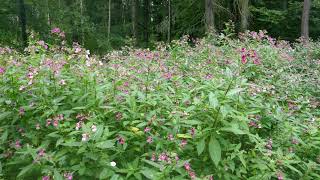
[0,0,319,53]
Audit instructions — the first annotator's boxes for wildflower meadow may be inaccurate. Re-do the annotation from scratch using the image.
[0,29,319,180]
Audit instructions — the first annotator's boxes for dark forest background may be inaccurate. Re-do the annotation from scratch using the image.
[0,0,319,53]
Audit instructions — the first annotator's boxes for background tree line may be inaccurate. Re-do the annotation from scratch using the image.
[0,0,319,53]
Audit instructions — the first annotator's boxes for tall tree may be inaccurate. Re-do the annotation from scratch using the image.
[205,0,215,32]
[108,0,111,42]
[239,0,249,31]
[143,0,150,47]
[131,0,137,41]
[301,0,311,39]
[167,0,171,42]
[18,0,27,48]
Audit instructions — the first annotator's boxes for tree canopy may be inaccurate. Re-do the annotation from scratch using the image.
[1,0,320,52]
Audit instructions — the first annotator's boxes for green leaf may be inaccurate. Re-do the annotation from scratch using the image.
[110,174,120,180]
[227,88,244,96]
[92,125,104,141]
[54,169,64,180]
[99,168,110,179]
[62,142,82,147]
[141,168,156,179]
[209,92,219,109]
[220,127,246,135]
[208,136,221,166]
[17,164,33,177]
[238,153,246,168]
[142,159,162,169]
[0,112,11,121]
[197,138,206,156]
[96,140,114,149]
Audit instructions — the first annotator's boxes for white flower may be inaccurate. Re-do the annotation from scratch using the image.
[81,133,89,142]
[110,161,116,167]
[91,125,97,132]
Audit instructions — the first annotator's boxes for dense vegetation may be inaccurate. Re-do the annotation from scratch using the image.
[0,29,319,179]
[1,0,320,52]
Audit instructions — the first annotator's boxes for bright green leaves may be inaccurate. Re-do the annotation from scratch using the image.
[209,92,219,109]
[208,136,221,166]
[197,138,206,156]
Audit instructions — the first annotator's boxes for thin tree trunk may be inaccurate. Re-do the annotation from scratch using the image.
[240,0,249,31]
[143,0,150,47]
[108,0,111,42]
[283,0,288,10]
[301,0,311,39]
[167,0,171,42]
[46,0,51,26]
[80,0,84,44]
[131,0,137,43]
[18,0,27,48]
[205,0,215,33]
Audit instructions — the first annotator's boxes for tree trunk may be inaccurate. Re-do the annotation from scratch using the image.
[167,0,171,42]
[240,0,249,31]
[131,0,137,44]
[301,0,311,39]
[205,0,214,33]
[18,0,27,48]
[143,0,150,47]
[282,0,288,10]
[80,0,84,44]
[46,0,51,26]
[108,0,111,42]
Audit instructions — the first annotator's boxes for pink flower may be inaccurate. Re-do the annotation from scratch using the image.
[64,172,73,180]
[15,140,21,149]
[46,119,52,127]
[158,153,168,162]
[51,27,61,34]
[53,120,59,127]
[42,176,51,180]
[291,138,299,145]
[180,139,187,148]
[265,138,273,150]
[37,148,45,157]
[253,58,261,65]
[147,136,153,144]
[277,172,284,180]
[184,162,191,171]
[167,134,174,141]
[151,152,156,161]
[162,72,172,80]
[175,155,179,161]
[190,127,196,137]
[59,32,65,38]
[37,40,48,49]
[123,82,129,87]
[19,107,25,116]
[241,55,247,64]
[189,171,196,179]
[75,47,82,53]
[115,112,123,121]
[118,136,125,145]
[205,74,213,80]
[75,121,82,130]
[144,127,151,133]
[0,67,6,75]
